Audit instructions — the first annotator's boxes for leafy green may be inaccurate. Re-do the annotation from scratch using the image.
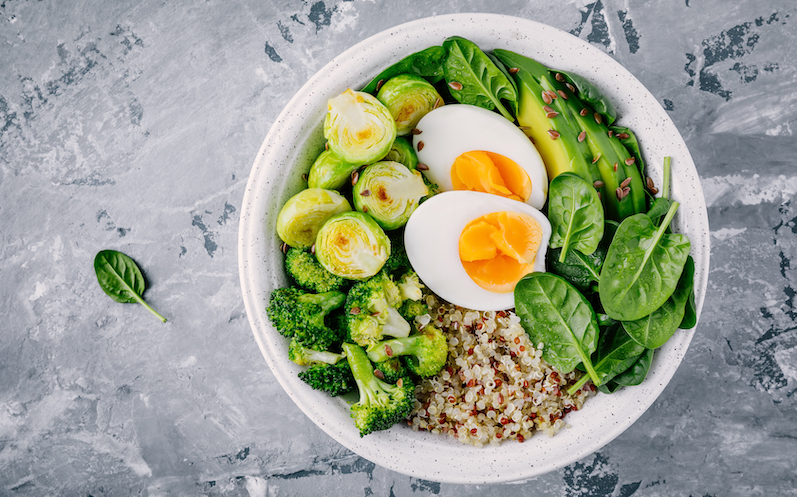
[568,324,646,394]
[610,125,646,178]
[622,256,695,348]
[598,201,691,321]
[679,258,698,329]
[602,348,654,393]
[548,172,605,262]
[514,273,601,385]
[485,51,519,116]
[442,36,517,121]
[94,250,166,322]
[361,46,447,95]
[557,70,617,125]
[547,246,605,295]
[646,197,673,225]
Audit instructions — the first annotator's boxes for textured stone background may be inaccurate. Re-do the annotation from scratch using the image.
[1,0,796,495]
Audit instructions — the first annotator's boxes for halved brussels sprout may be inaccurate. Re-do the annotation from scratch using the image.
[324,89,396,165]
[380,136,418,170]
[315,211,390,280]
[276,188,351,248]
[353,161,429,231]
[376,74,443,136]
[307,149,359,190]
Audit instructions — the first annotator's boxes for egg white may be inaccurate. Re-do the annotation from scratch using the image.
[414,104,548,210]
[404,190,551,311]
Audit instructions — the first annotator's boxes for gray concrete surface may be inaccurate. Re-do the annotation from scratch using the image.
[1,0,796,495]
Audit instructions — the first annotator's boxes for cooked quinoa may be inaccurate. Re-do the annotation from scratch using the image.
[407,292,594,447]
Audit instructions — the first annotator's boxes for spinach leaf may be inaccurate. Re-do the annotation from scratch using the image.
[548,172,604,263]
[679,257,698,330]
[94,250,167,322]
[597,380,622,394]
[568,324,646,394]
[622,255,695,348]
[485,51,519,116]
[547,246,605,295]
[610,125,646,177]
[442,36,517,121]
[646,197,673,225]
[360,46,447,95]
[558,70,617,125]
[598,201,691,321]
[611,348,654,387]
[515,273,601,385]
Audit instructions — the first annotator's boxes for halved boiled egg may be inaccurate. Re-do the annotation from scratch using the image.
[414,104,548,210]
[404,190,551,311]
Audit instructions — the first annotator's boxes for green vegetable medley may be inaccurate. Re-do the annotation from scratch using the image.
[266,36,697,437]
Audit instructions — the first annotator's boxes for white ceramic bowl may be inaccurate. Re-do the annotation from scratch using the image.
[238,13,709,484]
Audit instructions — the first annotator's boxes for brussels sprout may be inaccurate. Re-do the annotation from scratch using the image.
[380,136,418,170]
[276,188,352,248]
[315,211,391,280]
[307,149,359,190]
[324,89,396,165]
[353,161,429,231]
[376,74,443,136]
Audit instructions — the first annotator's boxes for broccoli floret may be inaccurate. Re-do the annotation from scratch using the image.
[342,342,415,437]
[288,339,346,366]
[374,358,407,384]
[382,229,411,277]
[327,307,349,345]
[345,272,410,349]
[396,270,423,301]
[366,324,448,377]
[298,361,356,396]
[399,299,428,322]
[266,287,346,350]
[285,247,347,293]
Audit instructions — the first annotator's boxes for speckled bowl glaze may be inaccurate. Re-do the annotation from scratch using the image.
[239,13,710,484]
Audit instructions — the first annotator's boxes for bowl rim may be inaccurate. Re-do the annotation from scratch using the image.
[238,12,710,484]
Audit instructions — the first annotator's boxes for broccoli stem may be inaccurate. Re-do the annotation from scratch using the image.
[343,342,384,395]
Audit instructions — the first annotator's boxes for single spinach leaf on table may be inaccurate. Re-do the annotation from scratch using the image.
[598,201,691,321]
[360,46,447,95]
[94,249,167,322]
[548,172,605,263]
[442,36,517,121]
[568,323,646,394]
[514,273,601,385]
[622,256,695,348]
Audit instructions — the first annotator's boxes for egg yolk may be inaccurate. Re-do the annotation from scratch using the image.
[459,211,542,293]
[450,151,532,202]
